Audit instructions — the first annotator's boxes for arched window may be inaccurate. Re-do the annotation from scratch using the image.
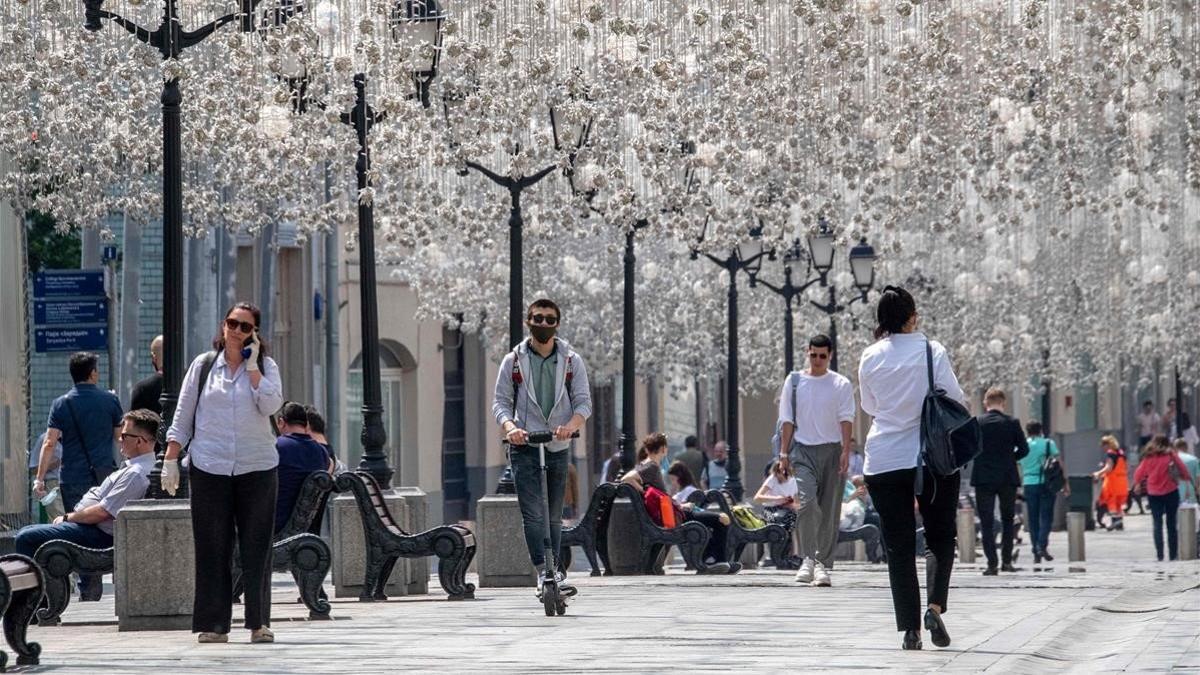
[346,340,416,472]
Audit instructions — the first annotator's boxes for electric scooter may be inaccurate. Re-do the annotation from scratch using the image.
[526,430,577,617]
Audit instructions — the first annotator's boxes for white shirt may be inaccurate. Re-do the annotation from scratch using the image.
[75,452,155,536]
[777,370,856,446]
[167,352,283,476]
[1137,412,1161,438]
[674,485,698,503]
[760,473,798,499]
[858,333,965,475]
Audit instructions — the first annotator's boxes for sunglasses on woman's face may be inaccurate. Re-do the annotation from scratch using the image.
[225,318,256,333]
[528,314,559,326]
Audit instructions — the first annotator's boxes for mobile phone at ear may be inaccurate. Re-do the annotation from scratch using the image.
[241,333,254,359]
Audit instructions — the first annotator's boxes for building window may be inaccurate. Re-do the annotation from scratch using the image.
[346,341,413,470]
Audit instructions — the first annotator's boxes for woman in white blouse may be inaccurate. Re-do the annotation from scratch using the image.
[162,302,283,644]
[858,286,965,652]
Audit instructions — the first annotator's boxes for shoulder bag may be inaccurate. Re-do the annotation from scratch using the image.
[1040,440,1065,494]
[920,340,982,476]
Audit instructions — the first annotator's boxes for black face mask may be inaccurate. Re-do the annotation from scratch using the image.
[530,325,557,343]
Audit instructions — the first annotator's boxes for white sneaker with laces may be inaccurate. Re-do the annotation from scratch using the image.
[794,558,815,584]
[812,561,831,587]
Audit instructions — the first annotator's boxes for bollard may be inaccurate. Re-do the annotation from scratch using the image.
[1180,508,1198,561]
[1068,511,1086,562]
[957,508,976,564]
[854,540,867,562]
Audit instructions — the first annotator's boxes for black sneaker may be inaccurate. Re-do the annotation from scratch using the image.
[982,566,998,576]
[1041,550,1054,562]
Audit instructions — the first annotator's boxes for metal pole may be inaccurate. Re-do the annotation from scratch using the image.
[956,508,976,563]
[508,187,523,350]
[725,259,743,502]
[323,163,340,459]
[1067,511,1086,562]
[351,73,393,489]
[151,74,186,498]
[1176,366,1184,440]
[828,285,839,374]
[783,267,794,374]
[619,229,637,472]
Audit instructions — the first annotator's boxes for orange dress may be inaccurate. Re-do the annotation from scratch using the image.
[1098,449,1129,514]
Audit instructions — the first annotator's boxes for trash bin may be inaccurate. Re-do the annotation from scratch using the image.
[1053,475,1096,531]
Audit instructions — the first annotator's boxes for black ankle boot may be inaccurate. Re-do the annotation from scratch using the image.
[903,629,923,650]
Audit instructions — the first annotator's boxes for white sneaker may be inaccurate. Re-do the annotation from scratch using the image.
[812,562,831,587]
[794,558,815,584]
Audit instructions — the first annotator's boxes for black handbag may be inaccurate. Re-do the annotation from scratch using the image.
[1041,442,1065,494]
[920,340,982,476]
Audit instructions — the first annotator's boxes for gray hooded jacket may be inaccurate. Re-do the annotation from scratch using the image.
[492,337,593,452]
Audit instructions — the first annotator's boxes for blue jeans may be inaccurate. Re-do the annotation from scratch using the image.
[15,520,113,591]
[511,445,568,568]
[1023,483,1054,554]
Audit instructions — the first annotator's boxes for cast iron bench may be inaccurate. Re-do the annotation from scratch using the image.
[558,481,619,576]
[335,471,476,601]
[233,470,336,619]
[0,554,44,671]
[613,483,730,575]
[690,489,790,567]
[36,470,336,625]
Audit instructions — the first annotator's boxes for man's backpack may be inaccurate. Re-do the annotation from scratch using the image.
[771,372,799,458]
[920,340,982,477]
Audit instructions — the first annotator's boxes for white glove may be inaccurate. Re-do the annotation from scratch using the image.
[161,459,180,496]
[245,332,261,372]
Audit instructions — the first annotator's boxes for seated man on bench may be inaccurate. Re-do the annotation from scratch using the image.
[273,402,335,534]
[14,410,160,595]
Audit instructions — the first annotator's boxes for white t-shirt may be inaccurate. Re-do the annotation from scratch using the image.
[674,485,698,503]
[760,473,799,499]
[858,333,965,475]
[1137,412,1161,438]
[777,370,857,446]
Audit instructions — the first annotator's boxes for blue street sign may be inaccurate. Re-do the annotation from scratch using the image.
[34,326,108,353]
[33,270,105,299]
[102,245,118,262]
[34,299,109,326]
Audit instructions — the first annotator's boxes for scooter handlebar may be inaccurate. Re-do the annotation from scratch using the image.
[525,430,581,445]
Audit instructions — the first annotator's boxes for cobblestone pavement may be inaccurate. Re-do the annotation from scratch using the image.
[13,511,1198,674]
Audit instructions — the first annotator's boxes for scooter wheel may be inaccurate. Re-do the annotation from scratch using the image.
[542,582,558,617]
[555,599,567,616]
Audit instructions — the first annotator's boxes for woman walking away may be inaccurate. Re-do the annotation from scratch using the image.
[1132,435,1193,561]
[1018,421,1069,563]
[754,456,801,567]
[858,286,966,651]
[163,302,283,643]
[1091,436,1129,531]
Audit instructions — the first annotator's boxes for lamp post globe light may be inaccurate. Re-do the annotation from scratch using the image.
[694,224,770,503]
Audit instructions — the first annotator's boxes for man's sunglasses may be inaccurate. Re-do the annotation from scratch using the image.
[529,314,559,326]
[808,352,830,360]
[120,433,153,443]
[224,318,256,333]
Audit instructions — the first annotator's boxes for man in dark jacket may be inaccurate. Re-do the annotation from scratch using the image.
[129,335,164,415]
[972,387,1030,575]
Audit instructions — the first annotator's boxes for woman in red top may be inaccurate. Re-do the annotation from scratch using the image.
[1132,435,1193,561]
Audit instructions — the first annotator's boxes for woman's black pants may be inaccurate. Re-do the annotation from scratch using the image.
[190,465,278,633]
[865,466,960,632]
[685,510,729,561]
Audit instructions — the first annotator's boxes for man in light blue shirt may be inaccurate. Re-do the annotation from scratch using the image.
[16,409,160,600]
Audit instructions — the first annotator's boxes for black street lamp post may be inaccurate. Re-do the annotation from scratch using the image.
[693,227,769,503]
[81,0,267,498]
[805,238,877,373]
[287,0,446,489]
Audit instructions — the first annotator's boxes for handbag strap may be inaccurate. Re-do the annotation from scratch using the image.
[925,339,935,392]
[62,396,101,480]
[190,351,219,441]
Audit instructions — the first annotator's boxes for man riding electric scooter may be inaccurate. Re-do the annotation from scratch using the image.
[492,298,592,606]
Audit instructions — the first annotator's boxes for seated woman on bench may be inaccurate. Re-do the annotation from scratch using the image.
[622,433,733,566]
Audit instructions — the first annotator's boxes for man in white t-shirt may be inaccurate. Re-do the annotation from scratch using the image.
[777,334,857,587]
[1136,400,1160,449]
